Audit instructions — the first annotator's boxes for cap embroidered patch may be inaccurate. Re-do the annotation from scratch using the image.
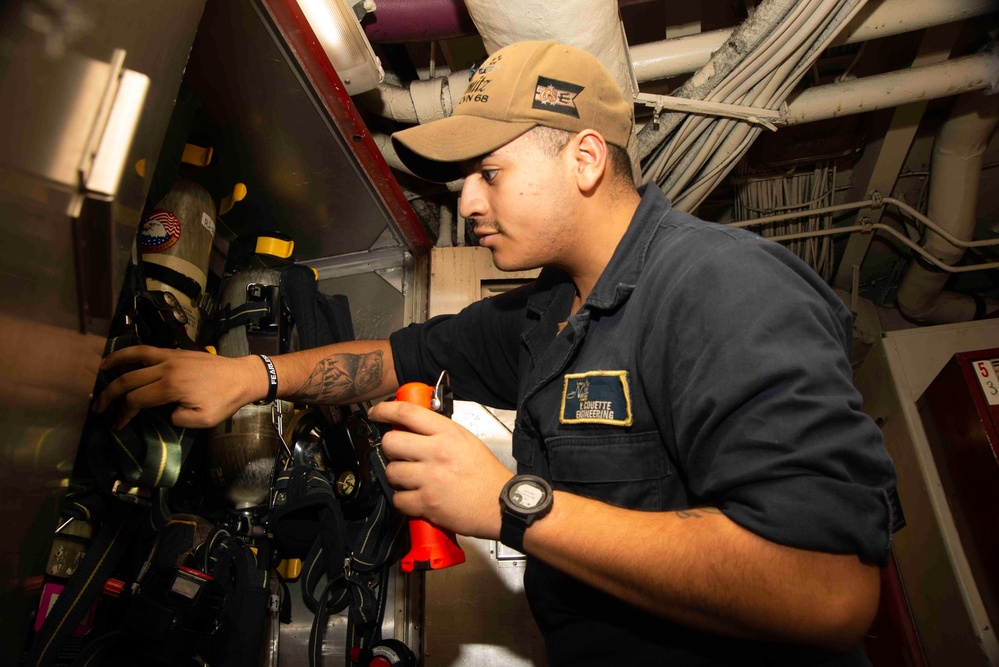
[533,76,583,118]
[560,371,633,426]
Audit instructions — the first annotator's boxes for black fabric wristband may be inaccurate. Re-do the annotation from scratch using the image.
[499,520,526,554]
[257,353,278,404]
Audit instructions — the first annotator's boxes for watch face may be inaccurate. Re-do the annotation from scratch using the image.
[509,480,547,510]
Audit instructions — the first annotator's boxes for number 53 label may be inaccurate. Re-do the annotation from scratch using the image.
[974,359,999,406]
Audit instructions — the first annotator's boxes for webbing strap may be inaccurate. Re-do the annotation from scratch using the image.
[142,261,203,301]
[26,502,145,667]
[216,301,270,335]
[93,335,195,489]
[303,475,406,666]
[368,444,396,502]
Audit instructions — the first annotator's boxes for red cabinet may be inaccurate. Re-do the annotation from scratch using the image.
[918,347,999,627]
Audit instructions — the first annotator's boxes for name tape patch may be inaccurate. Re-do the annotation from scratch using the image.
[533,76,583,118]
[560,371,632,426]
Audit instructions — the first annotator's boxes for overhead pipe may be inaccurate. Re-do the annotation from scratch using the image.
[359,0,998,130]
[631,0,998,82]
[356,69,470,124]
[781,50,999,126]
[357,0,637,164]
[895,91,999,323]
[361,0,478,44]
[360,0,657,45]
[643,0,873,211]
[363,22,999,211]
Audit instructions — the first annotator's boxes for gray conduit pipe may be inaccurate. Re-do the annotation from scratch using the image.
[635,0,799,159]
[631,0,998,82]
[896,91,999,323]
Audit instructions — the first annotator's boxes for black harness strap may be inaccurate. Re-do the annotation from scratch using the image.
[142,261,203,301]
[215,302,271,336]
[26,501,145,667]
[299,443,406,667]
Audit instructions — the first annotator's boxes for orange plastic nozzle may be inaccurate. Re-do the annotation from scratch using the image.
[396,381,466,572]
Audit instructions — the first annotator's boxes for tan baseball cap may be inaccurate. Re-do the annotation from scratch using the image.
[391,40,633,183]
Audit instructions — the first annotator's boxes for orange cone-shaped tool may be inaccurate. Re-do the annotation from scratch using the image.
[395,379,466,572]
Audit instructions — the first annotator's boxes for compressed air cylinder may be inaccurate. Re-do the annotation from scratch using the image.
[138,178,216,341]
[215,266,284,358]
[206,264,290,509]
[206,401,291,509]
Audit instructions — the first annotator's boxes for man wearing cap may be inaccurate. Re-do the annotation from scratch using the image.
[99,41,896,666]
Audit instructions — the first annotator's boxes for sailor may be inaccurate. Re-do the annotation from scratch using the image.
[98,40,897,666]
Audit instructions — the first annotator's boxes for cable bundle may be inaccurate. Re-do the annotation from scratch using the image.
[638,0,868,212]
[733,162,837,281]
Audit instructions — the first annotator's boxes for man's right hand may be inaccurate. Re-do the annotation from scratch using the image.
[93,345,267,430]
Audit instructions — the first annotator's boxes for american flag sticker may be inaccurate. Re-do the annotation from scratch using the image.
[140,209,182,252]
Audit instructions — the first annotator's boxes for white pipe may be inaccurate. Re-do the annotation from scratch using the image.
[372,131,464,191]
[438,199,454,247]
[356,69,470,124]
[360,0,996,128]
[781,51,999,126]
[631,0,998,82]
[896,91,999,324]
[361,0,636,160]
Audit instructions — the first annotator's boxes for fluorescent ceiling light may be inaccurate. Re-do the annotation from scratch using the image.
[297,0,383,95]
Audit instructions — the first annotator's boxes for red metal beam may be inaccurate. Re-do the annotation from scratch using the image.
[260,0,433,255]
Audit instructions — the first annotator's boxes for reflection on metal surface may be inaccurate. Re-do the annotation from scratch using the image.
[86,68,150,203]
[0,0,206,660]
[181,0,419,262]
[421,401,548,667]
[0,314,104,664]
[207,401,294,508]
[0,40,113,191]
[309,245,411,281]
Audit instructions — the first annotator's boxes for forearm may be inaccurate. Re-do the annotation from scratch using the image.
[522,492,880,651]
[269,339,399,405]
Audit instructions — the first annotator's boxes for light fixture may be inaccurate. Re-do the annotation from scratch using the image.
[296,0,383,95]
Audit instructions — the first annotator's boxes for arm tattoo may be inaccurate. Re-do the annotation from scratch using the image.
[674,507,723,519]
[295,351,383,403]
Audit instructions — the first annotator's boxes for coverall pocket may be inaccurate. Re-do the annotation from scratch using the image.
[511,428,536,470]
[545,431,670,510]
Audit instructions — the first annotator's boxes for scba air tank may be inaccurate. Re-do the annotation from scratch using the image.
[207,238,295,509]
[138,178,216,342]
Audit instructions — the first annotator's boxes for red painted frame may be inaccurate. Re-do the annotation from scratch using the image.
[259,0,433,255]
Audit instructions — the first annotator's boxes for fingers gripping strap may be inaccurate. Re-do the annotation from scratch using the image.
[257,354,278,404]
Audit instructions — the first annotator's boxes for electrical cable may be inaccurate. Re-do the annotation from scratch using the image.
[640,0,870,213]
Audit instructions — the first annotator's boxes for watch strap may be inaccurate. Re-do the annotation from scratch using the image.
[499,514,528,553]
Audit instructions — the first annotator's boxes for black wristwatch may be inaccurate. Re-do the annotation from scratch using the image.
[499,475,553,553]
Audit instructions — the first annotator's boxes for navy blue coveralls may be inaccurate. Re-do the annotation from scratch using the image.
[390,185,897,666]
